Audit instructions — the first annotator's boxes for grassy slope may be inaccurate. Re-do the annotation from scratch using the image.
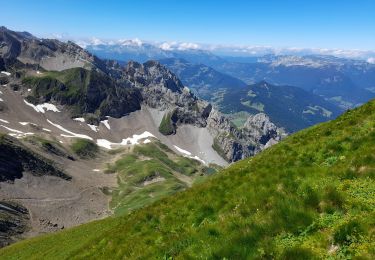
[159,111,175,135]
[1,100,375,259]
[70,139,99,159]
[107,142,214,216]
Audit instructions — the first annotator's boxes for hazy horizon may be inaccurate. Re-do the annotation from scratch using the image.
[1,0,374,52]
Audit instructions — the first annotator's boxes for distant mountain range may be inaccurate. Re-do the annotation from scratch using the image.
[218,81,343,132]
[159,58,247,100]
[87,40,373,132]
[208,55,375,109]
[86,41,375,112]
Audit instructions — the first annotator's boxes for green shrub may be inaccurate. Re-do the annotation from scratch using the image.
[334,220,366,246]
[71,139,98,158]
[159,112,175,135]
[280,247,317,260]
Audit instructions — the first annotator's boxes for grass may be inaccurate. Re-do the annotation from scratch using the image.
[1,99,375,259]
[224,111,251,127]
[158,111,175,135]
[70,139,98,159]
[23,68,87,104]
[107,142,212,215]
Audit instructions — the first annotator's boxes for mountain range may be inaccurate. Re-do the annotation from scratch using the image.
[85,40,375,130]
[0,26,283,246]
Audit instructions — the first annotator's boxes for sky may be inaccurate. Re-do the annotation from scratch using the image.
[1,0,375,50]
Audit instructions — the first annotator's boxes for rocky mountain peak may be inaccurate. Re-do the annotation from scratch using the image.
[244,113,276,132]
[124,60,186,93]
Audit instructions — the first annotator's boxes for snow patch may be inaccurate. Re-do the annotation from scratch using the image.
[96,139,113,149]
[19,122,37,127]
[0,125,34,139]
[0,119,9,124]
[0,98,3,102]
[97,131,156,149]
[143,139,151,144]
[92,169,101,172]
[173,145,206,164]
[42,128,51,132]
[73,117,85,122]
[23,100,60,113]
[1,71,11,76]
[190,156,206,165]
[47,119,93,140]
[121,131,155,145]
[101,119,110,130]
[174,145,192,156]
[36,70,42,74]
[87,124,99,132]
[27,89,31,92]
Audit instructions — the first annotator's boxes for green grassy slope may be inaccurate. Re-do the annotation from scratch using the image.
[1,100,375,259]
[107,142,215,216]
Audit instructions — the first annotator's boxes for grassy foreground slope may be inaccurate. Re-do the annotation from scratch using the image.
[1,101,375,259]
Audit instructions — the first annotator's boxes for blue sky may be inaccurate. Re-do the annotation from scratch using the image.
[1,0,374,50]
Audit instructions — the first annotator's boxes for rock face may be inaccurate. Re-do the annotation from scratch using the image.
[0,26,105,72]
[23,67,142,120]
[0,201,30,248]
[0,135,70,182]
[121,60,284,161]
[123,61,195,108]
[207,110,283,161]
[122,60,212,128]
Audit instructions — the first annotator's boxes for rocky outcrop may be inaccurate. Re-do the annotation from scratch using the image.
[123,60,212,127]
[0,201,30,248]
[120,60,284,161]
[123,60,196,109]
[23,67,142,120]
[0,26,106,72]
[207,110,283,162]
[0,135,70,182]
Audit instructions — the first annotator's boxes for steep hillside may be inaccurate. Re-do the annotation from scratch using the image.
[2,98,374,259]
[22,67,142,120]
[107,141,219,216]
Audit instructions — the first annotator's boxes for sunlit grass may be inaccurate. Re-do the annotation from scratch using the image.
[1,100,375,259]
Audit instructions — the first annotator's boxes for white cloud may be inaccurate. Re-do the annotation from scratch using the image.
[65,35,375,61]
[158,41,200,51]
[118,38,143,47]
[177,42,200,50]
[367,57,375,64]
[159,42,175,50]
